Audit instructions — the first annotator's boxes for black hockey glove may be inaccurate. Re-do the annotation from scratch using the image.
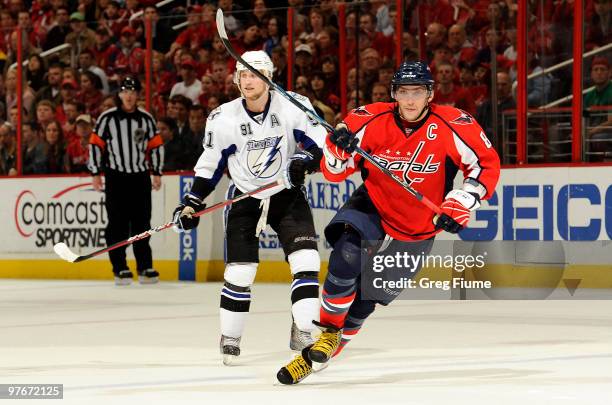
[172,193,206,232]
[330,125,358,154]
[283,148,323,188]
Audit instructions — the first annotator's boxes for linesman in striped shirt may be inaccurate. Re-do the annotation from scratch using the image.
[88,76,165,285]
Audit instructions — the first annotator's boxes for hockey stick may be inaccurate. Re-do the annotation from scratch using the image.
[215,9,441,215]
[53,179,283,263]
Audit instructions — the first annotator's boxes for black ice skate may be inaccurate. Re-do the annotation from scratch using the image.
[308,321,341,364]
[138,269,159,284]
[114,270,133,286]
[277,347,313,385]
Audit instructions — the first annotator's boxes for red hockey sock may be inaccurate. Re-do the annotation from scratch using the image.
[319,289,356,329]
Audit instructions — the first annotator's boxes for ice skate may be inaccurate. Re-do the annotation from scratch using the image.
[114,270,133,286]
[277,347,313,385]
[289,321,314,351]
[220,335,241,366]
[308,321,341,364]
[138,269,159,284]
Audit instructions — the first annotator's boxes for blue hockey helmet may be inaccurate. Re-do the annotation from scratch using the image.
[391,61,434,91]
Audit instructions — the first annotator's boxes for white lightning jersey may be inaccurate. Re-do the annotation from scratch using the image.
[194,91,327,199]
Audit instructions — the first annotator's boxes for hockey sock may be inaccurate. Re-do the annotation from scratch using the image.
[291,271,320,332]
[220,281,251,338]
[334,297,376,357]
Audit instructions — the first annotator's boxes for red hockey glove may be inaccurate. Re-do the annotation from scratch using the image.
[434,190,481,234]
[323,125,357,174]
[328,125,358,159]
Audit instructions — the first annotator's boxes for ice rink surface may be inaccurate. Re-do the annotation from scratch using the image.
[1,280,611,405]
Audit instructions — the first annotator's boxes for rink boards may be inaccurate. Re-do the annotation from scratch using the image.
[0,166,611,287]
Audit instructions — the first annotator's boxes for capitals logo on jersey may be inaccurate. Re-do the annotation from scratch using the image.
[246,136,283,178]
[374,141,440,185]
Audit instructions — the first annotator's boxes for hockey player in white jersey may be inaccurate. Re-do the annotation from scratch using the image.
[173,51,327,365]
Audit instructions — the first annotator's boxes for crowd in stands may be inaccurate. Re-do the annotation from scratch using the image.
[0,0,610,175]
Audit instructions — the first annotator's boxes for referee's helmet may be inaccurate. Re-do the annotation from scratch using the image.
[120,76,141,92]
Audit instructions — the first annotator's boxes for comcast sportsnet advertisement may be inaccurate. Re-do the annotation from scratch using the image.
[6,177,166,256]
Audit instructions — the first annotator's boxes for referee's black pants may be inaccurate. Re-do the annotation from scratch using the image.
[104,169,153,274]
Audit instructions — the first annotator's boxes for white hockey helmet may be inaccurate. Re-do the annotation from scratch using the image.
[233,50,274,87]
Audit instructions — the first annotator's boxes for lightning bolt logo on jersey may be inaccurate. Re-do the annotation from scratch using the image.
[247,136,283,178]
[193,92,327,199]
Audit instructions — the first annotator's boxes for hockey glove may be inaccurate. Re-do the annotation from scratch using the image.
[283,149,322,188]
[172,193,206,232]
[328,124,358,159]
[434,190,481,234]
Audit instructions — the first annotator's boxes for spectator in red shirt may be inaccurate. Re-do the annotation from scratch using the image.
[315,27,339,61]
[61,100,82,143]
[108,26,144,77]
[56,79,80,138]
[311,71,340,112]
[170,5,214,57]
[77,71,104,118]
[359,11,394,61]
[432,60,476,115]
[93,26,115,74]
[412,0,455,31]
[472,3,507,49]
[231,19,263,55]
[100,0,128,38]
[64,113,92,173]
[0,10,15,54]
[472,61,491,107]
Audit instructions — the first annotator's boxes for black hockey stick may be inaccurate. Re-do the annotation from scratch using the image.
[53,179,283,263]
[215,9,441,215]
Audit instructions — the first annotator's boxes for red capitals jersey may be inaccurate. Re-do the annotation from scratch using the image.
[321,102,500,241]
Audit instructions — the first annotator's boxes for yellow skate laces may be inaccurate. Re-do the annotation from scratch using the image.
[310,325,342,363]
[285,354,312,382]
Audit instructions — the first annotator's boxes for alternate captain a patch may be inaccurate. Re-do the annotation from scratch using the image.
[450,111,473,125]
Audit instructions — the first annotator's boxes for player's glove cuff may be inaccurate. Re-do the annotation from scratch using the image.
[323,143,349,174]
[434,190,480,233]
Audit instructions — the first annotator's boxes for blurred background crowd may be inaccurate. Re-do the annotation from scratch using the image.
[0,0,610,176]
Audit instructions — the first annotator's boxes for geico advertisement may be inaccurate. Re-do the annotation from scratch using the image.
[8,177,167,254]
[461,167,612,241]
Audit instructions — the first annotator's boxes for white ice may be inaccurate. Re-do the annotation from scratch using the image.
[1,280,611,405]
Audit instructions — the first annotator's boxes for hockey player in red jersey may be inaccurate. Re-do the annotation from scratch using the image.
[277,61,501,384]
